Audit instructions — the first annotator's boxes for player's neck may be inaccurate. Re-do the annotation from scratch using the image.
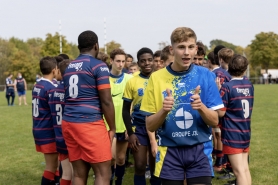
[231,75,244,79]
[111,68,122,76]
[42,74,54,81]
[220,63,228,70]
[212,65,219,70]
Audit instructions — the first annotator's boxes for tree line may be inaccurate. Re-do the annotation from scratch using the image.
[0,31,278,84]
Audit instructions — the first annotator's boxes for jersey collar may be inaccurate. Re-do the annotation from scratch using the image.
[166,63,194,76]
[110,72,124,78]
[139,73,149,79]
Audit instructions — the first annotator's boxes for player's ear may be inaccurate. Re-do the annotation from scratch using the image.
[169,45,174,55]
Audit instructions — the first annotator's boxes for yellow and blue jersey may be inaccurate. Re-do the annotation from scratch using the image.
[123,73,149,126]
[109,72,133,133]
[140,64,223,147]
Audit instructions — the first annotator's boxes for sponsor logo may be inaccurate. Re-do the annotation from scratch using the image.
[54,91,65,102]
[100,67,109,72]
[112,93,121,97]
[236,88,250,96]
[33,87,41,95]
[68,62,83,71]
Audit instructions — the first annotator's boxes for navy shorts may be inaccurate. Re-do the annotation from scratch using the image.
[155,141,214,180]
[115,132,128,142]
[18,90,26,96]
[133,126,150,146]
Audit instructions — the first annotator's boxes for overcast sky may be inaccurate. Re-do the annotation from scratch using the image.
[0,0,277,57]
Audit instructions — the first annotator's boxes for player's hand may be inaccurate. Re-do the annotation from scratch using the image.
[108,130,115,144]
[150,140,158,157]
[190,85,203,110]
[163,89,174,112]
[124,130,129,140]
[215,77,221,90]
[128,134,140,152]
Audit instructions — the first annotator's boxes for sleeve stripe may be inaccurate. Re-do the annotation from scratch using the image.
[123,97,133,102]
[139,110,154,116]
[97,84,110,90]
[209,104,224,110]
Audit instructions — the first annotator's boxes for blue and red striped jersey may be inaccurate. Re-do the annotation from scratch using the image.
[212,67,231,85]
[32,78,57,145]
[49,82,68,154]
[220,78,254,148]
[63,54,110,123]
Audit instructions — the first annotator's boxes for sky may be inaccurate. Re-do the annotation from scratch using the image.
[0,0,278,57]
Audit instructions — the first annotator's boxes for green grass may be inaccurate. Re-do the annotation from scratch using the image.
[0,85,277,184]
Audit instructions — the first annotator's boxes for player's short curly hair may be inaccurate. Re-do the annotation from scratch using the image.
[196,41,206,56]
[207,51,214,64]
[160,46,172,62]
[78,30,98,52]
[154,50,161,58]
[40,56,57,75]
[110,49,126,60]
[228,54,248,77]
[137,47,153,61]
[171,27,197,45]
[59,59,71,76]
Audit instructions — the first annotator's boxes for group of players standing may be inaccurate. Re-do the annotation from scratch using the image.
[32,27,254,185]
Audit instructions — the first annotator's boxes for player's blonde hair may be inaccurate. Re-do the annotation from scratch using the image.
[218,48,234,64]
[170,27,197,44]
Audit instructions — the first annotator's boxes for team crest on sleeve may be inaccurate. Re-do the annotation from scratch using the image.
[137,88,144,96]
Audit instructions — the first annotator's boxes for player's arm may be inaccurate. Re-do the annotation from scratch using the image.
[99,88,116,133]
[146,89,174,132]
[123,100,141,151]
[24,78,27,90]
[122,100,134,136]
[191,86,219,127]
[147,130,157,157]
[14,80,17,91]
[217,108,226,117]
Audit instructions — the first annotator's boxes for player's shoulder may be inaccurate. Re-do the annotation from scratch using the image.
[150,67,168,79]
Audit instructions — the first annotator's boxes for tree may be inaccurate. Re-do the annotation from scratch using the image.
[100,40,122,57]
[40,32,71,57]
[0,38,15,84]
[68,42,79,59]
[249,32,278,72]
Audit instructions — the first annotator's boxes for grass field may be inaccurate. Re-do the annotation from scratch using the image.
[0,85,278,185]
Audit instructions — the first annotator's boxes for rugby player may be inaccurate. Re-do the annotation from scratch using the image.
[32,56,58,185]
[140,27,224,185]
[62,30,115,185]
[123,47,160,185]
[218,55,254,185]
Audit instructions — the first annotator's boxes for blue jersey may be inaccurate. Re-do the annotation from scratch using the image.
[140,64,224,146]
[212,67,231,85]
[16,77,25,91]
[49,82,68,154]
[32,78,57,145]
[63,54,110,123]
[220,78,254,148]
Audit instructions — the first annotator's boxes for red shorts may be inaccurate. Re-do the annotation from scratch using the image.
[36,142,57,153]
[223,144,250,155]
[62,120,112,163]
[59,153,69,161]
